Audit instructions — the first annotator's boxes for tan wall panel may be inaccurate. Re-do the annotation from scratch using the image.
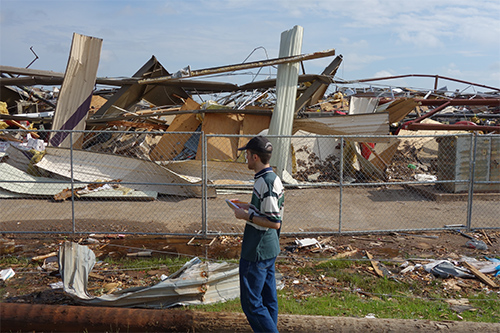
[149,98,201,161]
[196,113,242,161]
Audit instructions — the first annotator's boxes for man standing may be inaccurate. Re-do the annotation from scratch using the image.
[232,136,284,333]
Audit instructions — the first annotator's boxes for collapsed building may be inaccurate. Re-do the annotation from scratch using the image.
[1,29,499,201]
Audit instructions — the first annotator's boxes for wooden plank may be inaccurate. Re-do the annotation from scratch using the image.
[366,251,384,277]
[385,98,419,123]
[462,261,499,288]
[365,138,400,172]
[32,252,58,261]
[294,56,343,114]
[149,98,201,161]
[106,120,169,131]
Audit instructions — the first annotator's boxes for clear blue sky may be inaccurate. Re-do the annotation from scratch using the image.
[1,0,499,93]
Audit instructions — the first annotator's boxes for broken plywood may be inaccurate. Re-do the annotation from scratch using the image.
[376,98,419,124]
[150,98,202,161]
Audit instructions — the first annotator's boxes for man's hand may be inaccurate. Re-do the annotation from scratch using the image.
[233,207,281,230]
[233,207,249,220]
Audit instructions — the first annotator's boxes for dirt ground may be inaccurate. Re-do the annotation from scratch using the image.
[1,228,499,331]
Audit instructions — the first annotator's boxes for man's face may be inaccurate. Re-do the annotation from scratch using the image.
[246,150,256,170]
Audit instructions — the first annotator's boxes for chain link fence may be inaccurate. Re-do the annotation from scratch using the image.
[0,130,498,236]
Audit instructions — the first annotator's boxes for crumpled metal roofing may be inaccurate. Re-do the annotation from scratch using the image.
[58,241,240,308]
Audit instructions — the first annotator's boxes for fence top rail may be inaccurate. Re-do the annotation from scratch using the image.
[5,129,499,140]
[206,133,481,139]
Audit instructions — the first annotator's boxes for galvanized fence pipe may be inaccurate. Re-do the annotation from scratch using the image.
[466,133,477,231]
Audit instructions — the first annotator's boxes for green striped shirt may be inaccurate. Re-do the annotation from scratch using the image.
[241,167,284,262]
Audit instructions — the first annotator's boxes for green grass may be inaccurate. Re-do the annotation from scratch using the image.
[192,257,500,323]
[1,254,498,323]
[101,255,191,271]
[192,289,500,323]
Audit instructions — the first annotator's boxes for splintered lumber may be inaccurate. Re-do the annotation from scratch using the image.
[294,55,343,114]
[366,251,384,277]
[2,118,40,138]
[462,261,499,289]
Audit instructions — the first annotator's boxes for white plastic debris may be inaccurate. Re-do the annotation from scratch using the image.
[49,281,64,289]
[414,174,437,182]
[295,238,320,248]
[0,268,15,281]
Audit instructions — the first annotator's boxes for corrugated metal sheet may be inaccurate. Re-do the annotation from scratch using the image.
[35,147,215,197]
[269,25,303,178]
[437,135,500,193]
[50,33,102,148]
[59,242,240,308]
[0,163,157,199]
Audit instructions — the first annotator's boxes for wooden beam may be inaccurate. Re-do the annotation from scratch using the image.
[462,261,499,289]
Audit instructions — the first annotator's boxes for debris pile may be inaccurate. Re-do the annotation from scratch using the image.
[1,29,499,200]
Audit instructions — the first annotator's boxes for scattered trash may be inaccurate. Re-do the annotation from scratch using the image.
[424,260,474,279]
[126,251,152,257]
[465,239,488,251]
[414,174,437,182]
[49,281,64,289]
[295,238,320,248]
[462,261,499,289]
[460,256,500,276]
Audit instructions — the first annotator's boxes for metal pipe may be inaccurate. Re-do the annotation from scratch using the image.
[138,49,336,85]
[412,101,452,123]
[339,137,344,233]
[415,99,500,106]
[202,131,207,237]
[466,134,478,231]
[340,74,500,92]
[404,122,500,132]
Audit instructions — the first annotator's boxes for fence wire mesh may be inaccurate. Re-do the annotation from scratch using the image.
[0,130,498,235]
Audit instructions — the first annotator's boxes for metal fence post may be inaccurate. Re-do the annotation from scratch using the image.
[201,131,207,238]
[338,137,344,234]
[70,130,76,234]
[466,133,478,232]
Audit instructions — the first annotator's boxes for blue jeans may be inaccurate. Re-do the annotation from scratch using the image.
[239,257,279,333]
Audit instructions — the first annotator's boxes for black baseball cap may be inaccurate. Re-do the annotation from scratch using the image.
[238,136,273,153]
